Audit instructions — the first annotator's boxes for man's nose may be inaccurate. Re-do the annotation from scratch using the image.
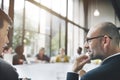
[84,42,89,49]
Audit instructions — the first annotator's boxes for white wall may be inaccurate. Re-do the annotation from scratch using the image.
[88,0,120,28]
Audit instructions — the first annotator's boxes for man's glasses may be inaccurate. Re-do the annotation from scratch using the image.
[86,35,112,44]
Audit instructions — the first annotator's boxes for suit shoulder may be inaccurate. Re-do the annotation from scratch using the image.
[0,58,19,80]
[81,62,120,80]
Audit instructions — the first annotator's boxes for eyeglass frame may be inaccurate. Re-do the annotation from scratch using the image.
[85,35,112,44]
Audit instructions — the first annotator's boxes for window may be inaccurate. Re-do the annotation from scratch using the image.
[51,15,60,56]
[25,1,39,31]
[67,23,74,56]
[13,0,85,58]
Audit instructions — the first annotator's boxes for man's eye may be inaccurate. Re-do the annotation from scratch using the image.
[88,40,92,42]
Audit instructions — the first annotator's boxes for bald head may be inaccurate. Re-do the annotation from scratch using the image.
[91,22,120,47]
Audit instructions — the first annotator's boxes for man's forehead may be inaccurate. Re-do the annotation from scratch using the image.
[87,27,100,37]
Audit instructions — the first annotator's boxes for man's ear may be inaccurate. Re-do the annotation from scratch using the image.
[103,35,111,48]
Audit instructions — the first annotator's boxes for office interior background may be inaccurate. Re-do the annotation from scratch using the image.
[1,0,120,58]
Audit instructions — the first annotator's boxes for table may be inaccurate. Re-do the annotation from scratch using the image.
[14,63,73,80]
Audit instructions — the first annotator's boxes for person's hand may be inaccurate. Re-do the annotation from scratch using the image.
[72,55,90,73]
[19,59,24,64]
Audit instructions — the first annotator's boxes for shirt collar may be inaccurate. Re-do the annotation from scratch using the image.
[101,52,120,65]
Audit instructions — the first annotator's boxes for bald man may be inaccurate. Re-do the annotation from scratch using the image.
[67,22,120,80]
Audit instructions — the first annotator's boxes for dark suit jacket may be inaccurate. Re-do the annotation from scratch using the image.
[13,54,26,65]
[36,54,50,62]
[0,58,19,80]
[67,54,120,80]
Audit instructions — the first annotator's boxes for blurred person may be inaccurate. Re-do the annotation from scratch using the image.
[67,22,120,80]
[36,47,50,62]
[77,47,82,55]
[70,47,82,63]
[55,48,69,62]
[0,9,18,80]
[13,45,26,65]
